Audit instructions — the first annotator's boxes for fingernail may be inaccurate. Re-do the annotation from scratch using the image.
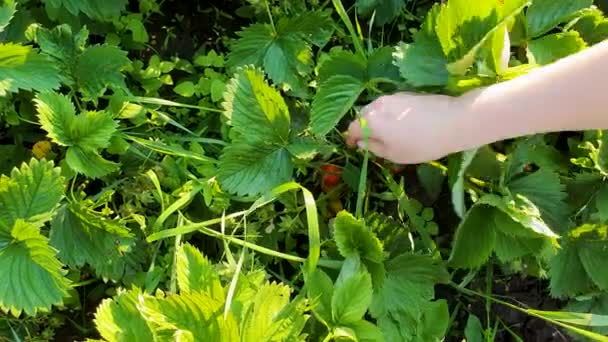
[357,141,367,150]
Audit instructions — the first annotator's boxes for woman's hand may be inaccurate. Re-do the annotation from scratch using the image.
[347,40,608,165]
[346,93,466,164]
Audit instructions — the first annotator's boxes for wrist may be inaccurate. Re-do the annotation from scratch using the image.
[443,91,497,154]
[455,81,536,150]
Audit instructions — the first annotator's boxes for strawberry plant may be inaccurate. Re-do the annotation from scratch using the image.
[2,0,608,341]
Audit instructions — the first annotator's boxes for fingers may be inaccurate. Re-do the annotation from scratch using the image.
[347,120,385,156]
[346,101,378,146]
[357,138,386,156]
[346,120,362,146]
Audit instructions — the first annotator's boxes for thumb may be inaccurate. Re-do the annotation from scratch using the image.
[346,120,362,147]
[357,138,386,156]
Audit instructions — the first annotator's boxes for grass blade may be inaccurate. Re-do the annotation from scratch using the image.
[331,0,365,57]
[128,96,224,113]
[127,135,217,163]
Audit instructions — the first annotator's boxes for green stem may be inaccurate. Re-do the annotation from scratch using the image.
[485,262,493,341]
[265,1,276,34]
[127,96,224,113]
[322,333,333,342]
[331,0,366,57]
[356,141,369,219]
[196,225,342,269]
[451,282,608,342]
[169,214,184,294]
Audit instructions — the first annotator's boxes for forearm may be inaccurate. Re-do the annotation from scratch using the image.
[455,40,608,151]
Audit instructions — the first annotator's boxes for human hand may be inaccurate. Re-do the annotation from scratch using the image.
[346,93,466,164]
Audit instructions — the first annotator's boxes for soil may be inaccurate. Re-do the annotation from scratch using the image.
[138,0,245,60]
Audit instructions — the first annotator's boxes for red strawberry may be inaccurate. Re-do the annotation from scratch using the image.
[320,164,342,191]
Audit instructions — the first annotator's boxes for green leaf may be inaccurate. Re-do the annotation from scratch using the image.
[263,35,312,95]
[65,146,120,178]
[194,50,224,67]
[571,7,608,45]
[549,242,592,298]
[280,10,334,47]
[0,220,69,316]
[218,142,293,196]
[435,0,530,75]
[0,43,61,95]
[375,253,449,316]
[451,149,478,218]
[223,67,290,143]
[71,111,118,150]
[332,269,373,325]
[494,230,545,262]
[35,92,119,178]
[125,15,148,43]
[477,194,559,239]
[0,0,15,33]
[36,93,117,150]
[599,131,608,174]
[356,0,406,26]
[28,24,88,85]
[35,92,77,146]
[482,23,510,75]
[229,270,266,321]
[227,24,272,67]
[370,253,449,340]
[286,137,332,161]
[464,314,484,342]
[367,46,402,83]
[333,212,385,288]
[416,164,446,202]
[418,299,450,341]
[527,32,587,65]
[241,282,307,342]
[345,320,385,342]
[333,211,384,263]
[176,243,223,299]
[43,0,128,21]
[507,168,569,232]
[245,293,309,342]
[394,5,449,87]
[595,186,608,223]
[174,81,195,97]
[227,11,332,92]
[310,75,365,136]
[49,203,138,281]
[28,24,88,61]
[505,138,569,178]
[526,0,593,38]
[0,159,63,229]
[306,268,334,325]
[578,240,608,291]
[448,205,497,268]
[210,79,225,102]
[75,45,129,101]
[137,292,239,342]
[317,50,367,84]
[394,40,448,87]
[94,288,154,342]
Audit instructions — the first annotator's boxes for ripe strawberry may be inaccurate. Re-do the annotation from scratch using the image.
[320,164,342,192]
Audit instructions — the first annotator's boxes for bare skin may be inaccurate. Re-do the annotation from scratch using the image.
[347,39,608,164]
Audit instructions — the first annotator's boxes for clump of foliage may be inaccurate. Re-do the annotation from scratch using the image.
[2,0,608,341]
